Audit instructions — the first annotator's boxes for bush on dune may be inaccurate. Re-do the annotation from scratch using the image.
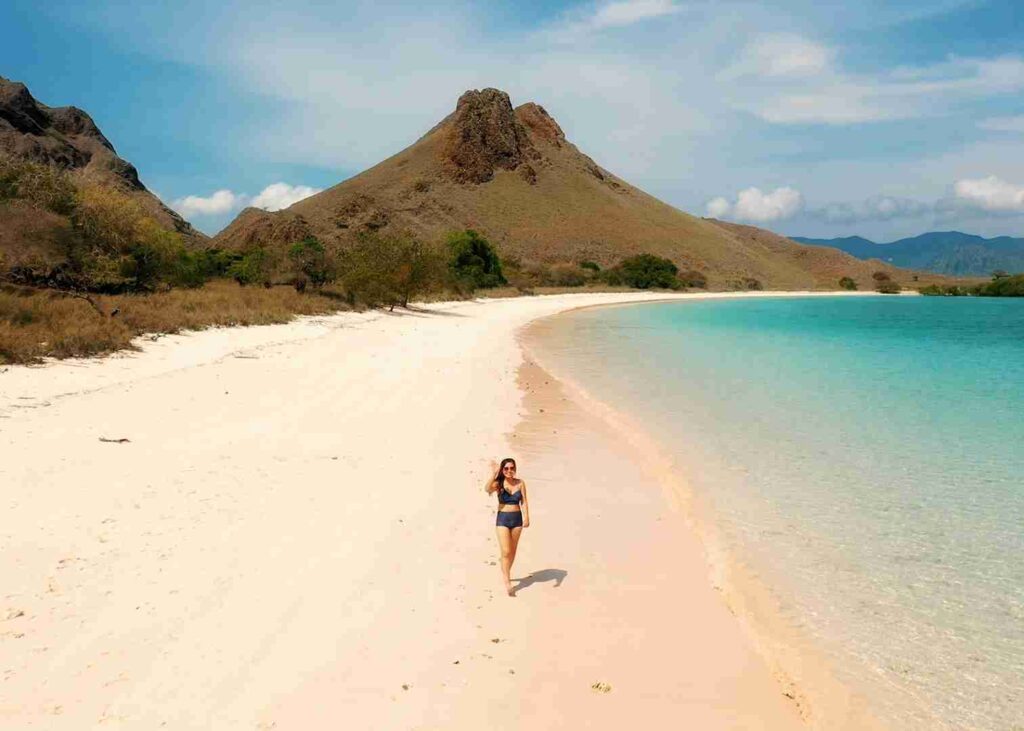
[603,253,680,289]
[446,229,506,291]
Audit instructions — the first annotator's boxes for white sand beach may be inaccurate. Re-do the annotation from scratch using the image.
[0,292,874,729]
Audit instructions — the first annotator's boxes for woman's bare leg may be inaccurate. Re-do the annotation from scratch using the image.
[509,526,523,573]
[496,526,514,596]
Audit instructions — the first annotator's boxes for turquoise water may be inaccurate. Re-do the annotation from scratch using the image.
[530,296,1024,730]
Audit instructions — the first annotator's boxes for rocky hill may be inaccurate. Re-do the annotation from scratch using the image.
[0,76,203,269]
[213,87,930,289]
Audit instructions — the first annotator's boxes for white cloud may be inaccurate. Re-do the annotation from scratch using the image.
[250,182,322,211]
[954,175,1024,212]
[590,0,681,29]
[725,42,1024,125]
[76,1,1024,241]
[171,182,321,219]
[705,196,731,218]
[172,189,244,217]
[544,0,684,42]
[706,186,803,222]
[724,34,834,79]
[978,115,1024,133]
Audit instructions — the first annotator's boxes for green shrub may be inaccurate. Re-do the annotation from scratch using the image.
[228,248,273,287]
[446,230,506,291]
[876,279,901,294]
[839,276,857,291]
[606,254,679,289]
[163,248,232,289]
[579,260,601,272]
[977,273,1024,296]
[288,236,334,288]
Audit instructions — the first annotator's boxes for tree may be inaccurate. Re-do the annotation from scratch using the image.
[390,236,447,307]
[446,230,506,291]
[838,276,857,291]
[288,236,334,288]
[341,233,446,309]
[228,247,273,287]
[608,254,679,289]
[872,270,891,282]
[68,185,190,293]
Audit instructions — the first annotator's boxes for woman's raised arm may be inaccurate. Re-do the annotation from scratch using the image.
[484,460,499,494]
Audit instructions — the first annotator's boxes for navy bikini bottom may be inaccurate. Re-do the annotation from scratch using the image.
[496,510,523,529]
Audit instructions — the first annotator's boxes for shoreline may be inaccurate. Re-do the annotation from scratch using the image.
[519,303,888,729]
[1,290,874,729]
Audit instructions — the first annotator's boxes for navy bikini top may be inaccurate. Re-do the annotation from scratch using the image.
[497,483,523,505]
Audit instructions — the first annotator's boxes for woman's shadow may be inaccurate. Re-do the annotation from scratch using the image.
[513,568,567,593]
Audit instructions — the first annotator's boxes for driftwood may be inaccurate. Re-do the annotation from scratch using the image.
[98,437,131,444]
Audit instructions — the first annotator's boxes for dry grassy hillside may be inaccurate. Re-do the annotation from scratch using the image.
[214,88,931,290]
[0,76,204,249]
[704,220,950,289]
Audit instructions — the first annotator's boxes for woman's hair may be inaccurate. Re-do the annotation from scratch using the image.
[496,457,516,492]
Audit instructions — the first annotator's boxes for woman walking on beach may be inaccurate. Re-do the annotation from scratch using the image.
[486,458,529,596]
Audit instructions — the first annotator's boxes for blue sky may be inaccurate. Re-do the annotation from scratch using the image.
[4,0,1024,240]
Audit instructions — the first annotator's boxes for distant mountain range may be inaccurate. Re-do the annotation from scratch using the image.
[789,232,1024,277]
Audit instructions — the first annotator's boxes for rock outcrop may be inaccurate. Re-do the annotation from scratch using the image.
[441,88,540,184]
[514,102,565,148]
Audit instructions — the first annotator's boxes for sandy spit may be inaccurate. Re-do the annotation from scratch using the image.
[0,291,868,729]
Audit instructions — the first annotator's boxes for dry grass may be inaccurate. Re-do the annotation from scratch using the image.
[0,280,353,365]
[0,276,666,364]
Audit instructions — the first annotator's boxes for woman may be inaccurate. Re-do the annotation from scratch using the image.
[485,457,530,596]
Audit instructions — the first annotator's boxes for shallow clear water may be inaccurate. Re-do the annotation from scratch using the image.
[529,296,1024,730]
